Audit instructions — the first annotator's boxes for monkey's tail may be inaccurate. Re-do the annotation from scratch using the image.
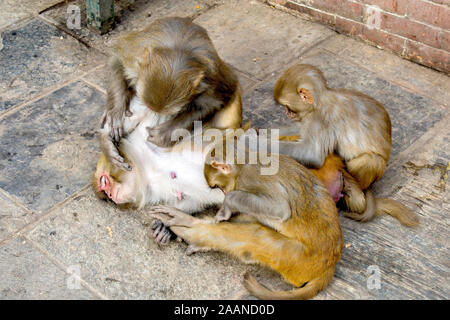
[344,190,419,227]
[243,269,334,300]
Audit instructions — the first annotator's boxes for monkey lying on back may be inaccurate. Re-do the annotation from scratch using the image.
[273,64,418,226]
[101,17,242,170]
[150,148,343,300]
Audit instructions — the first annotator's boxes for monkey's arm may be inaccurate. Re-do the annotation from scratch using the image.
[272,119,332,169]
[216,190,290,229]
[147,95,224,147]
[100,56,133,169]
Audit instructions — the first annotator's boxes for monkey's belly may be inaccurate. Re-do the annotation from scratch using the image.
[122,96,225,213]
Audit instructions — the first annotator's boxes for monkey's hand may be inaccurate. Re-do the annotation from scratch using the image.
[215,204,232,223]
[148,206,213,255]
[99,132,132,171]
[102,108,132,144]
[146,123,178,148]
[148,205,200,227]
[151,219,176,245]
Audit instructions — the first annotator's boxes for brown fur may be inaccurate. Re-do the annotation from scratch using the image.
[200,153,343,299]
[273,64,418,225]
[310,154,418,227]
[100,17,242,170]
[150,153,342,299]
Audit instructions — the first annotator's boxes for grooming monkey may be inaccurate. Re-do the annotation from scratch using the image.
[273,64,418,226]
[101,17,242,170]
[149,147,343,300]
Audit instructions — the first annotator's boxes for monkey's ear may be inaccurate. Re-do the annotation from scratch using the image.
[138,48,151,67]
[211,160,232,174]
[297,88,314,104]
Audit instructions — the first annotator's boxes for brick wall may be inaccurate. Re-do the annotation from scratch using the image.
[268,0,450,73]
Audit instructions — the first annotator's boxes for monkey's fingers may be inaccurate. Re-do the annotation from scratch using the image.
[103,141,132,171]
[148,205,184,217]
[148,213,172,225]
[110,154,132,171]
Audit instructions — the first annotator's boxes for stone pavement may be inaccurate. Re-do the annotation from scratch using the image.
[0,0,448,299]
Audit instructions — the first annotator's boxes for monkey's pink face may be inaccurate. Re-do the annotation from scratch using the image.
[97,172,135,204]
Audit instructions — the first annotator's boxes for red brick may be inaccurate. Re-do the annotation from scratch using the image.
[407,0,450,30]
[359,0,407,15]
[306,0,363,21]
[335,17,364,36]
[271,0,287,5]
[361,26,405,53]
[405,40,450,72]
[440,30,450,52]
[380,12,441,48]
[285,1,336,26]
[429,0,449,5]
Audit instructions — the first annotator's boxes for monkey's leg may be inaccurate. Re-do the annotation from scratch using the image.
[148,205,308,287]
[341,170,366,213]
[346,153,387,190]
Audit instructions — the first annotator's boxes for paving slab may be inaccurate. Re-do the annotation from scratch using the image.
[242,49,448,157]
[0,237,95,299]
[0,81,104,213]
[0,0,62,30]
[41,0,225,51]
[0,192,33,243]
[316,34,450,107]
[25,191,281,299]
[194,0,335,79]
[0,18,104,112]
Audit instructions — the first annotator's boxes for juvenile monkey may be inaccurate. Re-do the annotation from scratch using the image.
[273,64,418,226]
[149,149,343,300]
[101,17,242,170]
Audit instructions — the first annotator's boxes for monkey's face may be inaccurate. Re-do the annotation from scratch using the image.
[204,161,238,193]
[93,154,137,205]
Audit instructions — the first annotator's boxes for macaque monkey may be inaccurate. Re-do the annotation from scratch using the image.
[101,17,242,170]
[149,149,343,300]
[273,64,418,226]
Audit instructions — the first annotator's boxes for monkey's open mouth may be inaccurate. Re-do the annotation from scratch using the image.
[99,174,112,198]
[284,106,299,120]
[100,175,109,190]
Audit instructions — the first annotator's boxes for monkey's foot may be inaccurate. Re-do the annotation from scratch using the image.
[151,219,175,244]
[185,244,210,256]
[148,205,199,227]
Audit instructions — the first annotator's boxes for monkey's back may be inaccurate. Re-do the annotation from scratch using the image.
[237,155,342,252]
[260,155,343,283]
